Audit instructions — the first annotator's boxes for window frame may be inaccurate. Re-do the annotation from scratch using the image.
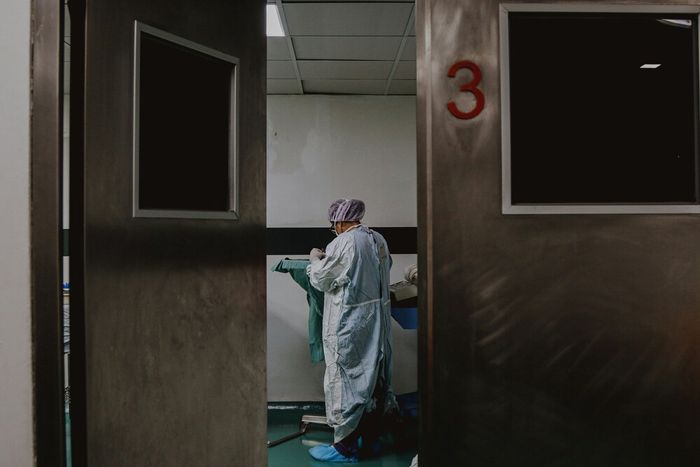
[500,3,700,215]
[132,21,241,220]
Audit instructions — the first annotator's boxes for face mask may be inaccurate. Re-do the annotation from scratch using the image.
[330,222,339,236]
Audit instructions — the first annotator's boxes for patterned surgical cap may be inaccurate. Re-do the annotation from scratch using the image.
[328,199,365,222]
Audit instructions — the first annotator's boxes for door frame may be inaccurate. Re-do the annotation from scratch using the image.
[31,0,428,465]
[30,0,67,465]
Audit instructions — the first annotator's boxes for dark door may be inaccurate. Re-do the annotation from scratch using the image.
[72,0,267,465]
[417,1,700,466]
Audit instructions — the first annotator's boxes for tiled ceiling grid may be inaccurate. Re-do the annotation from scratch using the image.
[268,1,416,95]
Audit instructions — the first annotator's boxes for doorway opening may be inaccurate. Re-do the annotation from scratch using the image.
[61,1,73,465]
[42,1,419,464]
[60,0,86,465]
[264,2,419,465]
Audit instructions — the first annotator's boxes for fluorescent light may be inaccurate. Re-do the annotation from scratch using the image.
[640,64,661,69]
[266,4,285,37]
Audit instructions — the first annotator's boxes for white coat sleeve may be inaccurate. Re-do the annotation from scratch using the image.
[307,238,354,293]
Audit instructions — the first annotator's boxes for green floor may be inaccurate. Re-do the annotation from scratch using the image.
[66,406,415,466]
[267,408,417,467]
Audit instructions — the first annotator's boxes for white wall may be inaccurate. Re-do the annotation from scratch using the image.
[267,95,416,228]
[267,95,417,401]
[0,0,34,465]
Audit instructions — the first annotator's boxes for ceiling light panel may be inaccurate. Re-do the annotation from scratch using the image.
[283,3,413,36]
[266,4,285,37]
[292,36,403,61]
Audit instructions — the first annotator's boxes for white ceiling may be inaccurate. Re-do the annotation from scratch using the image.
[267,1,416,95]
[61,2,416,96]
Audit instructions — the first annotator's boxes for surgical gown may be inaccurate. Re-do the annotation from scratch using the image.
[307,225,397,442]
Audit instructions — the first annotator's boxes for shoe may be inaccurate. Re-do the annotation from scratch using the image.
[308,444,358,463]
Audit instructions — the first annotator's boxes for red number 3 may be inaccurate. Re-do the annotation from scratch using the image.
[447,61,485,120]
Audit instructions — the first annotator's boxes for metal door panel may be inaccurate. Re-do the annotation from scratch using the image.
[417,0,700,465]
[78,0,267,465]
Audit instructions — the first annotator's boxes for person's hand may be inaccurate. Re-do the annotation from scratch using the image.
[310,248,325,263]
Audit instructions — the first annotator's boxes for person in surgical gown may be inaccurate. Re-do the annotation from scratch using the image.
[307,198,397,463]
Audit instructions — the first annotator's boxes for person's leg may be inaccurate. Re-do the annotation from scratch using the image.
[309,388,389,461]
[308,417,362,462]
[313,409,370,460]
[333,387,387,456]
[332,429,361,458]
[356,398,384,457]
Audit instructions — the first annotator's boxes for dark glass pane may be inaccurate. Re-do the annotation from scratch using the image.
[138,32,233,212]
[509,13,698,204]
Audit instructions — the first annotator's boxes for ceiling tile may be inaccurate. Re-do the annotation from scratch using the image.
[393,61,415,79]
[283,3,413,36]
[388,79,416,95]
[268,79,301,94]
[293,36,402,61]
[303,79,387,95]
[268,37,291,60]
[401,37,416,60]
[298,61,393,80]
[284,0,413,2]
[268,60,297,79]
